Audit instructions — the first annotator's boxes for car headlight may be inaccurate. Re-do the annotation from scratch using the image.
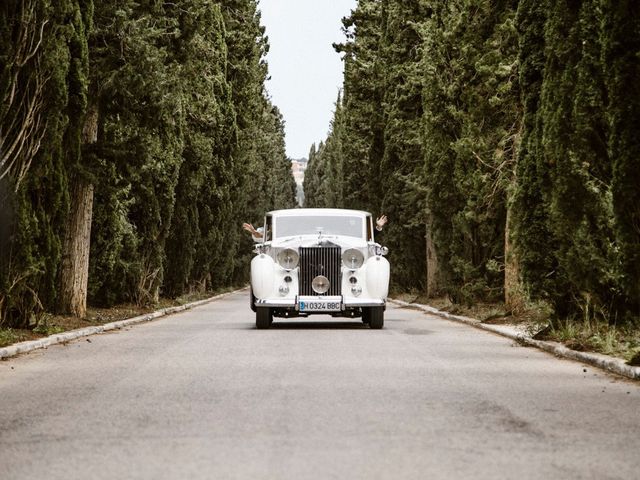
[342,248,364,269]
[277,248,299,270]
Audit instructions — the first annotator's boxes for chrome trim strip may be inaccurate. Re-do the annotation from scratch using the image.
[342,298,386,307]
[255,299,296,308]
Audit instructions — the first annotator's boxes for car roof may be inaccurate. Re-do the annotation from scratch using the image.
[266,208,371,217]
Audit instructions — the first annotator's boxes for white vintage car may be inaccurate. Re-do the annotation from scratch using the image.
[250,208,390,329]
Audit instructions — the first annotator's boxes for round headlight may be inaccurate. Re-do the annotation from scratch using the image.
[277,248,299,270]
[312,275,330,294]
[342,248,364,269]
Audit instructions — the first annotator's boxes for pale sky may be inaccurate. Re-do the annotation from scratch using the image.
[258,0,357,159]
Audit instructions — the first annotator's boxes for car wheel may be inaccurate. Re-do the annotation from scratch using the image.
[256,307,272,329]
[368,306,384,329]
[249,287,256,312]
[362,308,370,325]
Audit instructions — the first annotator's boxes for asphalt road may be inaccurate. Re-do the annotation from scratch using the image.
[1,290,639,480]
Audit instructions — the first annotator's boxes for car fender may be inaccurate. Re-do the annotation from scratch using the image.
[251,254,276,299]
[365,255,390,299]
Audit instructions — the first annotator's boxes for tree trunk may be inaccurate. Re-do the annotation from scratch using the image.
[58,106,97,317]
[426,222,439,298]
[59,178,93,317]
[504,203,524,313]
[0,176,14,270]
[0,176,14,324]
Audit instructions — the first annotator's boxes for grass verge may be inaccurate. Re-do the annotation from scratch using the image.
[0,287,237,349]
[394,291,640,365]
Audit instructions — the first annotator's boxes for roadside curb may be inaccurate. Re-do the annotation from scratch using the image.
[389,299,640,381]
[0,289,242,361]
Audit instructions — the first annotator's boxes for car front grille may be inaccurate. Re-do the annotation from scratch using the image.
[298,246,342,296]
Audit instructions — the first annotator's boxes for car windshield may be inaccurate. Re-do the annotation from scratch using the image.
[274,215,364,239]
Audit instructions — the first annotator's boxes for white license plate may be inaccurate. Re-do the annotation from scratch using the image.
[298,296,342,312]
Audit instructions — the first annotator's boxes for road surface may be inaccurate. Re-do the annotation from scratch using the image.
[1,290,638,479]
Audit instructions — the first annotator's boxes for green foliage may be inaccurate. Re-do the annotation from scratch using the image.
[4,0,638,330]
[540,0,614,316]
[306,0,430,291]
[308,0,638,325]
[377,0,429,291]
[511,0,554,302]
[87,0,185,305]
[164,1,236,296]
[0,0,91,327]
[1,0,295,326]
[512,0,637,323]
[421,1,520,303]
[88,0,296,304]
[306,0,520,297]
[303,95,345,209]
[331,0,385,213]
[220,0,296,285]
[602,1,640,320]
[302,143,322,207]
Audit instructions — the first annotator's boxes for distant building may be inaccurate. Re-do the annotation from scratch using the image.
[290,158,307,206]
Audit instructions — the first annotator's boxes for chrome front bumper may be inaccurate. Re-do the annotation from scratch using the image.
[254,297,386,309]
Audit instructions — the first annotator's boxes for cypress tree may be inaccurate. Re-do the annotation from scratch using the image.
[335,0,385,213]
[421,0,519,303]
[420,2,463,296]
[302,144,321,207]
[512,0,552,305]
[164,1,236,296]
[377,0,429,291]
[304,141,330,208]
[303,95,345,209]
[219,0,292,284]
[537,0,615,320]
[602,1,640,320]
[1,0,91,326]
[87,0,185,306]
[58,0,93,317]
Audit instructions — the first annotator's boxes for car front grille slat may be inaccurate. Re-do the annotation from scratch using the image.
[299,246,342,296]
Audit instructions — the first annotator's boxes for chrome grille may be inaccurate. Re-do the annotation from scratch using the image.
[299,246,342,296]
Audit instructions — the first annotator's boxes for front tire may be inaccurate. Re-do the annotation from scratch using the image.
[256,307,272,329]
[367,306,384,329]
[249,287,257,312]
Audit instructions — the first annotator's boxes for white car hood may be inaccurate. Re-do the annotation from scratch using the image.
[270,235,368,250]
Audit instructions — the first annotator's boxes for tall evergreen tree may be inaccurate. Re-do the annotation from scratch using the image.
[334,0,385,213]
[378,0,429,291]
[219,0,270,283]
[303,95,345,209]
[512,0,552,305]
[602,1,640,320]
[164,1,236,296]
[218,0,294,283]
[87,0,185,306]
[1,0,92,326]
[302,143,322,207]
[537,0,615,319]
[421,0,519,303]
[303,141,328,208]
